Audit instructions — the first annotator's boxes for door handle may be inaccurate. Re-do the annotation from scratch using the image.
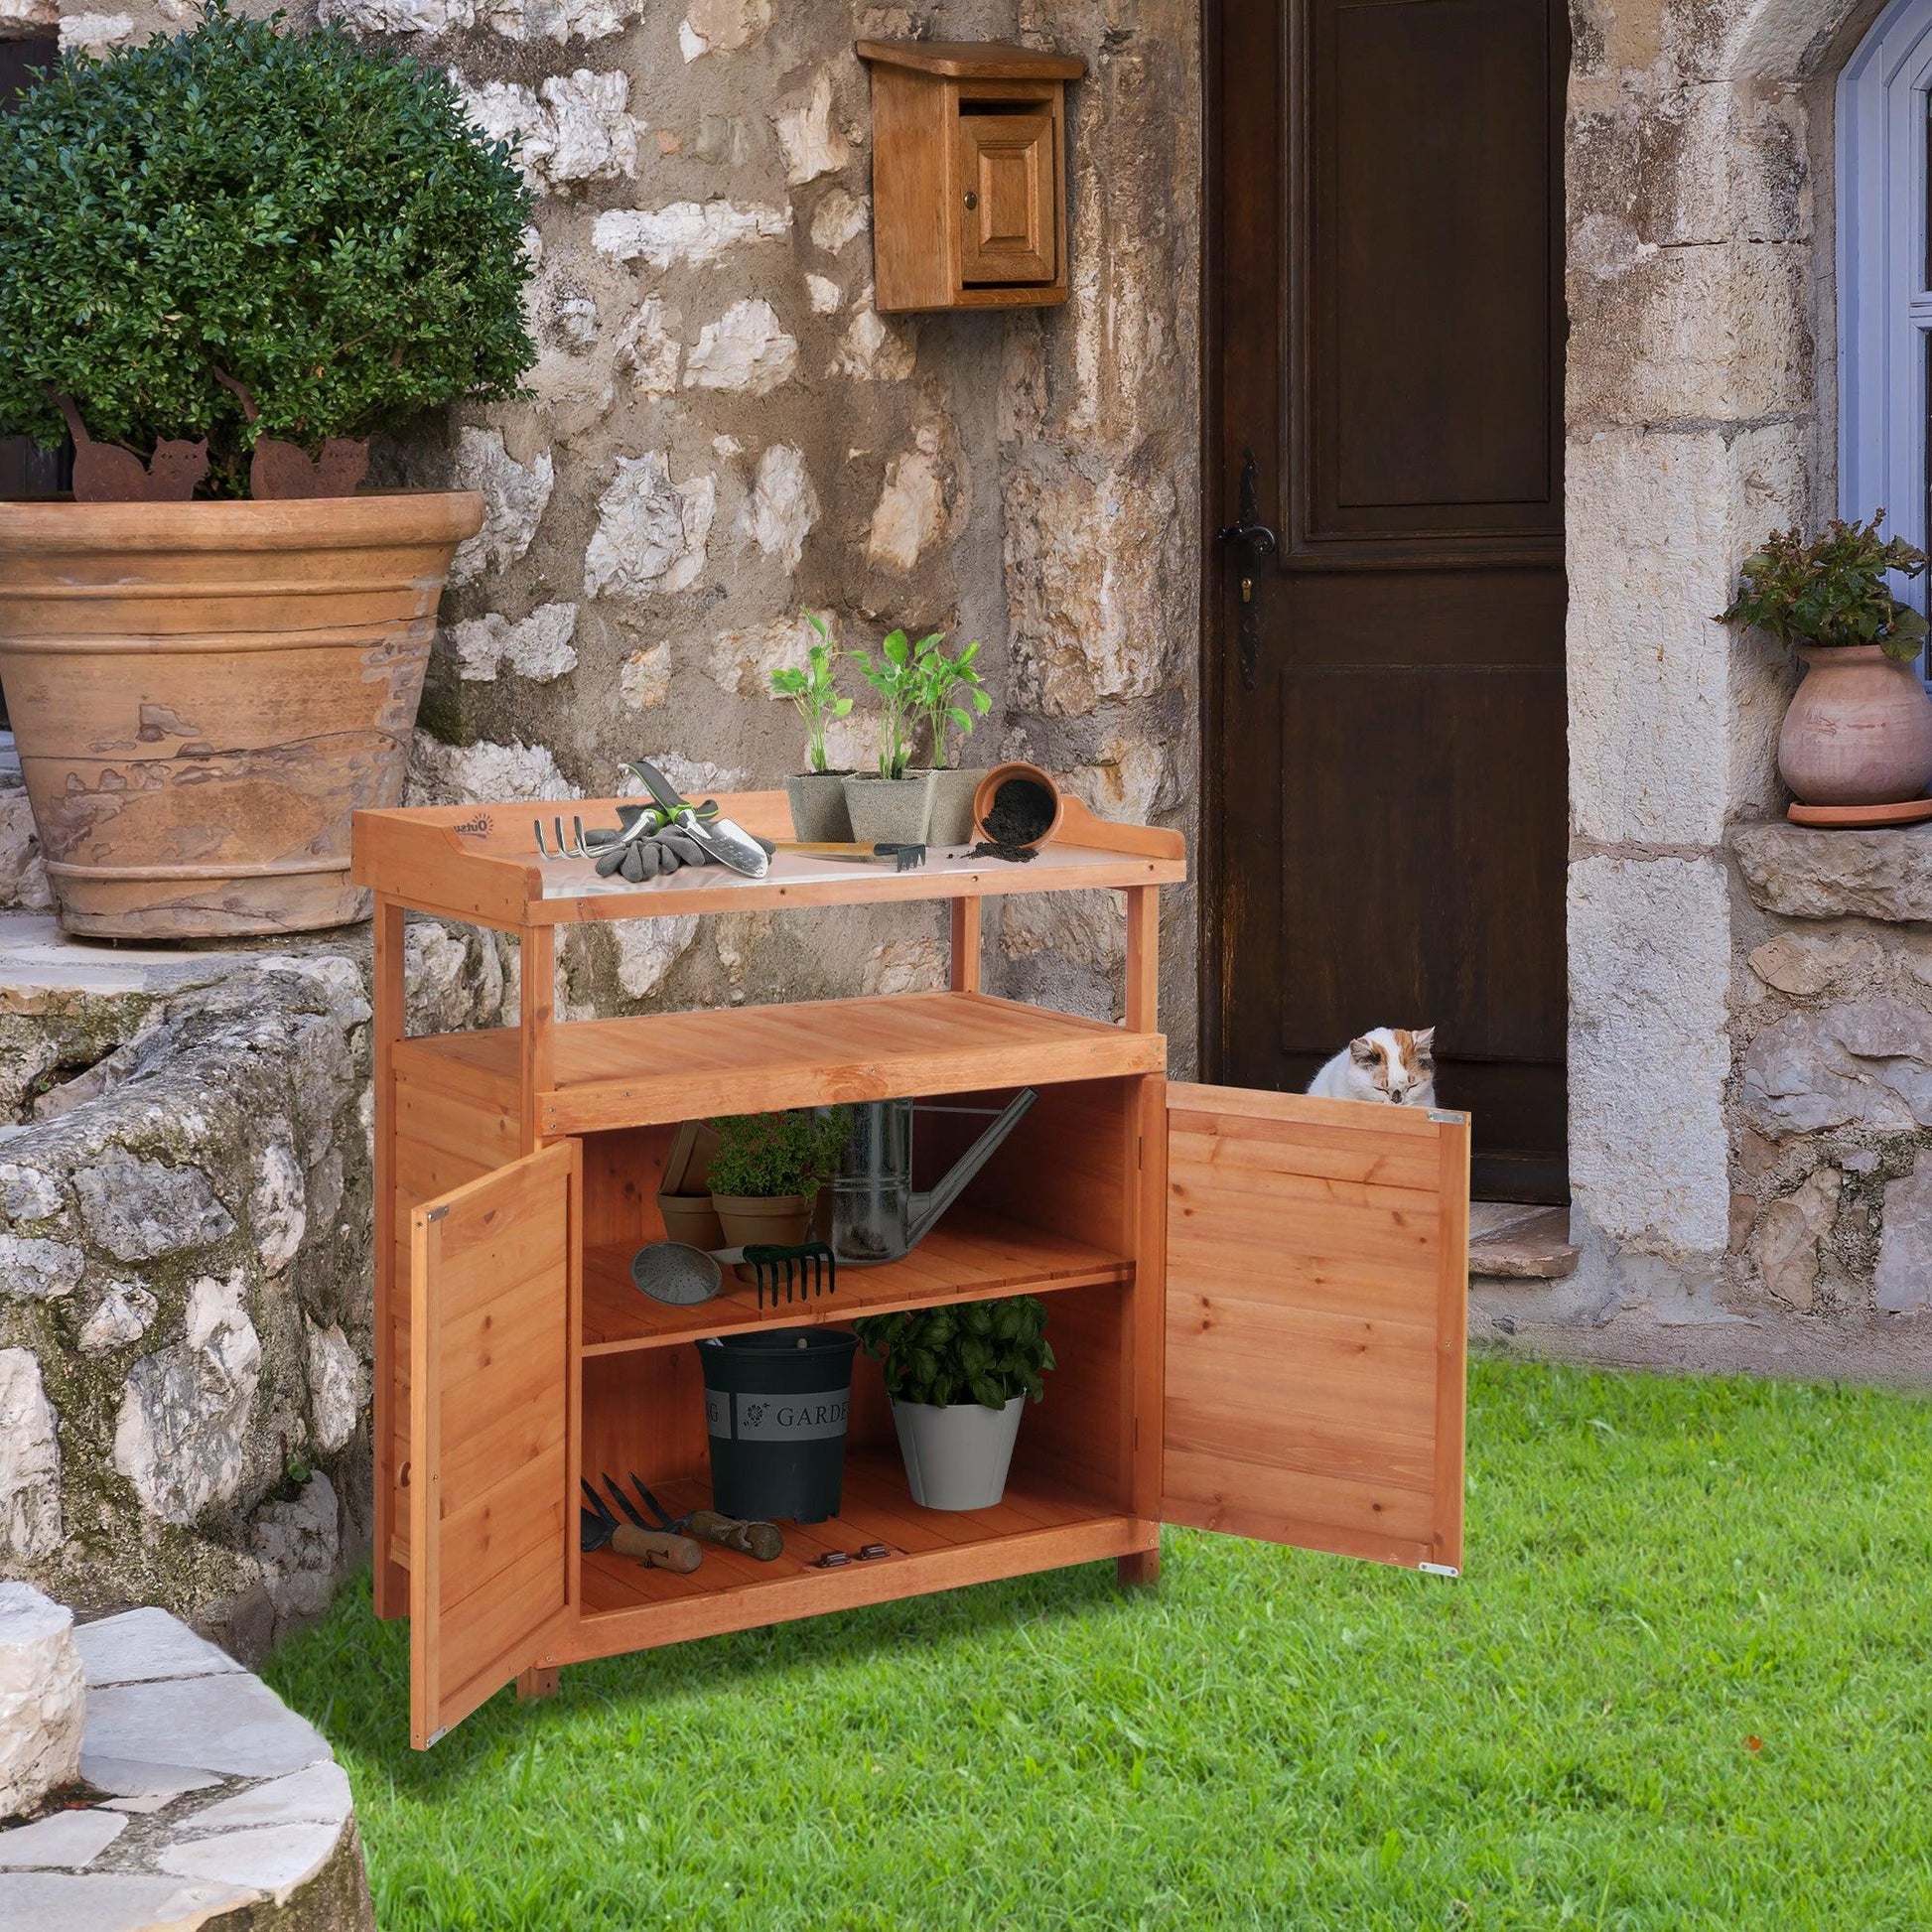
[1219,451,1274,693]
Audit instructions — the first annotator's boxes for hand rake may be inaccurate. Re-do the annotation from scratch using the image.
[630,1238,838,1311]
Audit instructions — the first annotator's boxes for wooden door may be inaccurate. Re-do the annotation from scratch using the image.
[957,110,1056,283]
[1162,1083,1468,1573]
[1204,0,1570,1201]
[409,1140,580,1748]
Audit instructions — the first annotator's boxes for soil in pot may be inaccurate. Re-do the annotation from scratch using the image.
[698,1327,858,1523]
[891,1395,1026,1510]
[843,770,935,845]
[784,771,855,843]
[1779,643,1932,806]
[971,765,1064,860]
[0,492,482,938]
[711,1192,814,1282]
[920,767,987,847]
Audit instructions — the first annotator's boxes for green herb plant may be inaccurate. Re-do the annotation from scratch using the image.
[0,2,535,495]
[907,633,992,769]
[1720,512,1930,662]
[850,628,938,779]
[853,1296,1055,1410]
[706,1108,849,1201]
[770,615,854,773]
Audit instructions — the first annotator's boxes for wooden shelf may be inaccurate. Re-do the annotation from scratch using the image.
[394,988,1164,1134]
[569,1448,1145,1654]
[352,789,1182,930]
[582,1208,1131,1353]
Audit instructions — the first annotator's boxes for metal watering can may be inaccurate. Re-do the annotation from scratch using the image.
[828,1090,1037,1264]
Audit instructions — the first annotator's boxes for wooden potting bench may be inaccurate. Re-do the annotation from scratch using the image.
[353,794,1470,1748]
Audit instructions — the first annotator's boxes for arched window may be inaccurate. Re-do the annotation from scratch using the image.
[1839,0,1932,640]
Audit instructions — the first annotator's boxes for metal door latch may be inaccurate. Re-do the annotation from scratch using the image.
[1217,450,1277,692]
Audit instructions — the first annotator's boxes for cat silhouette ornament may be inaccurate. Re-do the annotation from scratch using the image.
[54,394,207,502]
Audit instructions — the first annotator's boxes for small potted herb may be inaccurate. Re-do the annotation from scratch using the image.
[1720,512,1932,809]
[842,628,936,844]
[905,632,993,846]
[707,1108,849,1268]
[772,613,856,841]
[853,1296,1054,1510]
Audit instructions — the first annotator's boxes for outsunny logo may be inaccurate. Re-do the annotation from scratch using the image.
[453,811,493,837]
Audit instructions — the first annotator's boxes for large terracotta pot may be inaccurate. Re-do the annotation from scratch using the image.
[1778,644,1932,808]
[0,492,482,938]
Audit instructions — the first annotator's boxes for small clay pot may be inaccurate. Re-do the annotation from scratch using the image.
[784,771,854,842]
[711,1192,814,1282]
[1779,644,1932,806]
[972,762,1065,847]
[920,766,988,847]
[842,770,935,845]
[657,1192,725,1252]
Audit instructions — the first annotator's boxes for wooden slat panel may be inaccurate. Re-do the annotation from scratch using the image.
[410,1140,578,1748]
[1162,1082,1469,1573]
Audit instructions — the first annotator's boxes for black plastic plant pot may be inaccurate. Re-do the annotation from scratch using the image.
[697,1328,858,1524]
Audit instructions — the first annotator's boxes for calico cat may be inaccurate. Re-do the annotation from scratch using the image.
[1307,1027,1437,1108]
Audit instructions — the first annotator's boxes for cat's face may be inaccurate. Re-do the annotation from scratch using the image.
[1346,1027,1436,1105]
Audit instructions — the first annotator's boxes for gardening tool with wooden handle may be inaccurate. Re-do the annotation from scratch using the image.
[580,1479,702,1572]
[626,1476,784,1563]
[771,841,928,872]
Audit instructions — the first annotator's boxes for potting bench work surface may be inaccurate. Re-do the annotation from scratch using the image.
[353,793,1470,1750]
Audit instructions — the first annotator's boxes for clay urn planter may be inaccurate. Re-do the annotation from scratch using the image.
[1778,644,1932,806]
[0,494,482,938]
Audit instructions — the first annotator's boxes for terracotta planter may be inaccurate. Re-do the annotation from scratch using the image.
[1779,644,1932,807]
[784,771,854,842]
[972,761,1065,847]
[711,1191,814,1281]
[0,491,482,938]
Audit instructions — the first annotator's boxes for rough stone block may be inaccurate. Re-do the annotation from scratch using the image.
[447,428,554,588]
[1734,823,1932,921]
[1875,1155,1932,1312]
[0,1584,83,1817]
[449,604,579,683]
[1568,855,1732,1252]
[592,200,790,268]
[683,297,798,395]
[584,453,717,598]
[1739,998,1932,1139]
[0,1351,61,1563]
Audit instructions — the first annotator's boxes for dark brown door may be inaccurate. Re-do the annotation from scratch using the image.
[1203,0,1570,1202]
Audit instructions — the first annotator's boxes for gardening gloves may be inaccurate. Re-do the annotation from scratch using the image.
[593,823,710,882]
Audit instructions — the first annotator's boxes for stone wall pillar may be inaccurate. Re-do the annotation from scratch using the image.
[1562,0,1848,1314]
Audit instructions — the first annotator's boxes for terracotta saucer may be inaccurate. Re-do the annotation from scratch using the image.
[1786,797,1932,827]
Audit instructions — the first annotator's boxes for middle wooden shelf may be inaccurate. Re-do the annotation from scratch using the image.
[581,1207,1132,1353]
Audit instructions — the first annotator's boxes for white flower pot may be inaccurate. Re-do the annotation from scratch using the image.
[890,1394,1026,1510]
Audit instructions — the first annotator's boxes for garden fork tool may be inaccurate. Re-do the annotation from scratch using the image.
[579,1479,701,1572]
[531,813,593,861]
[770,841,928,872]
[618,1473,785,1562]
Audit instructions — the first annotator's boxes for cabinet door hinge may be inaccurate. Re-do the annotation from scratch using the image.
[425,1203,450,1223]
[1426,1110,1465,1127]
[1418,1561,1460,1579]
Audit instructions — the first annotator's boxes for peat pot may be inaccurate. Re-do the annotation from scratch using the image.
[1779,643,1932,807]
[698,1328,858,1523]
[842,770,935,845]
[783,770,854,843]
[0,492,483,938]
[921,766,988,848]
[891,1395,1026,1510]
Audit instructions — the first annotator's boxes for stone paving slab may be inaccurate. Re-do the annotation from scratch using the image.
[183,1760,350,1834]
[158,1821,350,1903]
[0,1868,260,1930]
[83,1672,331,1781]
[0,1804,127,1866]
[76,1610,245,1689]
[81,1756,224,1800]
[0,914,261,1000]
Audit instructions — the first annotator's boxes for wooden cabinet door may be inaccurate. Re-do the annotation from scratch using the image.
[955,111,1056,284]
[1162,1084,1469,1573]
[409,1140,580,1747]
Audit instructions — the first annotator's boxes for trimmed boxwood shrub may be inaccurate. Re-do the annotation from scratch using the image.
[0,2,535,495]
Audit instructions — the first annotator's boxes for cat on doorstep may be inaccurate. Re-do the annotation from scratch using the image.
[1307,1028,1437,1108]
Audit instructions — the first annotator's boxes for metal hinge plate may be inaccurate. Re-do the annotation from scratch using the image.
[1418,1561,1460,1579]
[1427,1110,1466,1127]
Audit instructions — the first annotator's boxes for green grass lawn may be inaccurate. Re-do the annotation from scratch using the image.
[268,1359,1932,1930]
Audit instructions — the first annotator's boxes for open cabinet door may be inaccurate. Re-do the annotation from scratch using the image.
[409,1139,579,1747]
[1163,1085,1469,1573]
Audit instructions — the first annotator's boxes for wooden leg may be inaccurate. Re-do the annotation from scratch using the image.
[518,923,556,1156]
[516,1665,561,1703]
[1124,885,1159,1033]
[1117,1549,1161,1588]
[949,896,983,993]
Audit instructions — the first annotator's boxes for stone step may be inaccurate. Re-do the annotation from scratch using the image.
[1468,1202,1579,1281]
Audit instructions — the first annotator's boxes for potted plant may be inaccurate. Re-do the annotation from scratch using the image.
[772,613,856,841]
[853,1296,1054,1510]
[0,5,534,937]
[1720,512,1932,810]
[905,631,993,846]
[843,628,936,845]
[707,1108,849,1271]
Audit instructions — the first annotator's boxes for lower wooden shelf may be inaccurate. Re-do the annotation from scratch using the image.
[581,1209,1132,1353]
[562,1449,1148,1660]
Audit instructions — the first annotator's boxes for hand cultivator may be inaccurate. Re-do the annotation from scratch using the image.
[581,1473,785,1569]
